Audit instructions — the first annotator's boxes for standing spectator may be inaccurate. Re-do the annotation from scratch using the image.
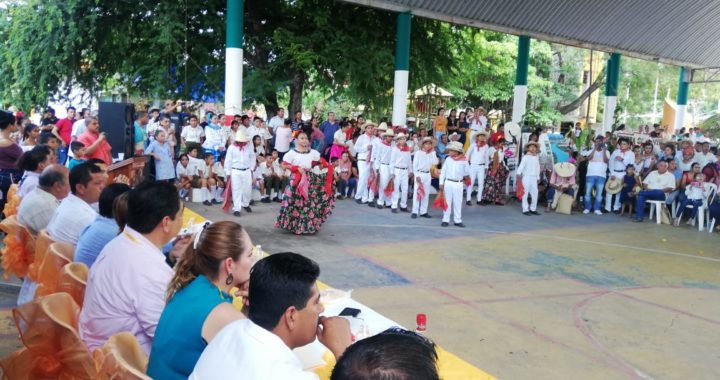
[47,163,105,245]
[17,164,70,235]
[70,110,89,144]
[21,124,40,152]
[433,107,447,141]
[146,130,176,182]
[330,121,352,161]
[181,115,205,153]
[77,116,112,165]
[134,111,150,155]
[582,136,609,215]
[268,108,285,135]
[291,111,304,131]
[606,138,634,213]
[68,141,86,170]
[55,106,75,164]
[274,119,293,159]
[0,111,24,211]
[309,117,326,154]
[633,160,676,222]
[321,112,340,154]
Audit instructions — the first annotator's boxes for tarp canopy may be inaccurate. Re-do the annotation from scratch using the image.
[340,0,720,69]
[413,84,454,97]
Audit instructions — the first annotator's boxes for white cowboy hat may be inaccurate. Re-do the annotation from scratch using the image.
[377,122,388,131]
[406,117,417,122]
[553,162,577,178]
[382,128,395,137]
[360,121,377,129]
[395,132,407,140]
[524,141,540,150]
[474,131,489,139]
[505,122,521,142]
[604,177,623,195]
[444,141,464,153]
[234,129,250,143]
[421,136,434,145]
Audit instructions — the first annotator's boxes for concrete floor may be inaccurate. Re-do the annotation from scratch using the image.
[0,196,717,379]
[190,197,720,380]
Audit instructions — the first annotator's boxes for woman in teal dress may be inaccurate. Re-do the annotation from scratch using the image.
[147,221,256,380]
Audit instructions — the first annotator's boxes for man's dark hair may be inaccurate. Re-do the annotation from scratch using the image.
[16,145,51,172]
[188,114,198,121]
[38,166,67,189]
[330,327,439,380]
[87,158,106,166]
[99,183,131,219]
[254,116,262,122]
[126,181,181,233]
[284,118,292,126]
[69,163,103,195]
[231,120,240,126]
[70,141,85,154]
[39,132,59,145]
[241,115,249,122]
[136,110,148,119]
[248,252,320,331]
[67,106,76,112]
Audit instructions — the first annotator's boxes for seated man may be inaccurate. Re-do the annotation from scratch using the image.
[79,181,184,354]
[633,160,676,222]
[546,162,577,211]
[47,163,105,245]
[190,252,352,380]
[17,164,70,235]
[74,183,131,268]
[330,328,440,380]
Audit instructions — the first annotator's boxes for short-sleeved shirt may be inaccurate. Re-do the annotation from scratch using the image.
[56,118,74,145]
[274,127,293,153]
[181,126,205,144]
[78,131,112,165]
[145,140,175,180]
[283,149,320,170]
[74,216,119,268]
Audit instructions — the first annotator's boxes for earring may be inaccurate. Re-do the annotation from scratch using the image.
[225,273,234,285]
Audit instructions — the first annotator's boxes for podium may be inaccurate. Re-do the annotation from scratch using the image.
[107,156,150,187]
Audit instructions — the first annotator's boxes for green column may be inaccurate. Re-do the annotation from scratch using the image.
[515,36,530,86]
[226,0,243,48]
[392,12,411,126]
[676,66,689,106]
[604,53,621,97]
[224,0,244,119]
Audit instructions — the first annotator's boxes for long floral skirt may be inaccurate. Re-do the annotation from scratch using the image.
[276,172,335,235]
[482,167,509,203]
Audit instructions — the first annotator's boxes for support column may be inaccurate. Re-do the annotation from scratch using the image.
[391,12,411,127]
[511,36,530,124]
[674,66,690,132]
[224,0,244,121]
[602,53,621,133]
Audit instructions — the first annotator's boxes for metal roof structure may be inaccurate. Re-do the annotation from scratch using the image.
[339,0,720,69]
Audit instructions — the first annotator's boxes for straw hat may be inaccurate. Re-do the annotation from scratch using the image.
[360,121,377,129]
[406,117,416,122]
[444,141,464,153]
[553,162,576,178]
[525,141,540,150]
[234,129,250,143]
[421,136,434,145]
[382,128,395,137]
[377,122,388,131]
[604,177,623,195]
[395,132,407,140]
[474,131,489,139]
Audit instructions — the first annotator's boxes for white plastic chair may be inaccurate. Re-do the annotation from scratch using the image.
[677,183,717,231]
[646,200,666,224]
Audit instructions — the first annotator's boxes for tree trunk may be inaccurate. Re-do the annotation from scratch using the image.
[264,91,279,118]
[288,70,305,116]
[556,67,605,115]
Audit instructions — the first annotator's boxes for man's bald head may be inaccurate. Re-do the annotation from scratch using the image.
[39,164,71,200]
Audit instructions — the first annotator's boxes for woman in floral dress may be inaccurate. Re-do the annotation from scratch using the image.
[276,131,335,235]
[482,137,509,205]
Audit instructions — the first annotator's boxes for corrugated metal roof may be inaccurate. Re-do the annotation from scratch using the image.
[339,0,720,68]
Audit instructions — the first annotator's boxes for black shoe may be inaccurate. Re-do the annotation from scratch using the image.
[261,198,271,203]
[455,223,466,228]
[233,211,241,217]
[243,206,252,213]
[495,201,504,205]
[411,213,417,219]
[377,204,384,210]
[337,195,344,200]
[400,207,409,213]
[466,201,472,206]
[368,202,376,208]
[613,210,620,215]
[601,208,610,214]
[441,222,449,227]
[273,197,281,203]
[476,200,482,205]
[523,211,531,216]
[392,208,398,214]
[212,199,222,205]
[529,210,540,215]
[203,200,212,206]
[356,199,363,204]
[632,218,643,223]
[249,200,255,206]
[420,213,432,218]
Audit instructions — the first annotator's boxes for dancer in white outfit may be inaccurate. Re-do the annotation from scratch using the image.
[440,142,470,227]
[224,130,256,216]
[605,138,635,213]
[516,141,541,215]
[353,122,377,204]
[412,137,438,219]
[390,133,412,212]
[374,128,395,209]
[465,131,490,205]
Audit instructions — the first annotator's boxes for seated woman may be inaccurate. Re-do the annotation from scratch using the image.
[147,221,256,380]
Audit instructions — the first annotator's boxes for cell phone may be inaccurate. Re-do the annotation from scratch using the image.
[338,307,361,318]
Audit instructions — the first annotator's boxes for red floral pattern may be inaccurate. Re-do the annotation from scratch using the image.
[276,171,335,235]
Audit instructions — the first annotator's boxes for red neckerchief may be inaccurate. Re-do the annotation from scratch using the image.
[476,141,486,150]
[452,154,467,161]
[382,141,392,147]
[235,142,247,150]
[397,144,410,152]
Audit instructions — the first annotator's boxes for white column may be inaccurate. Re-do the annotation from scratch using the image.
[225,48,244,117]
[511,85,527,124]
[391,70,409,127]
[603,96,617,133]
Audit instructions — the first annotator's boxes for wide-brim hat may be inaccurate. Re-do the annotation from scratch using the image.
[377,122,388,131]
[444,141,464,153]
[553,162,576,177]
[525,141,540,150]
[234,129,250,143]
[504,122,521,141]
[406,117,416,122]
[382,128,395,137]
[605,177,623,195]
[474,131,489,139]
[360,121,377,129]
[395,132,407,140]
[421,136,434,145]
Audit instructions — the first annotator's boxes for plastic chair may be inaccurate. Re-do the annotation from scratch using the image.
[94,332,151,380]
[35,242,76,298]
[28,229,56,281]
[678,183,717,231]
[0,215,36,279]
[646,200,666,224]
[0,292,95,379]
[57,263,89,307]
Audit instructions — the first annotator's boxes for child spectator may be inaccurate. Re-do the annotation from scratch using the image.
[68,141,86,170]
[175,153,192,200]
[674,172,711,226]
[145,130,175,182]
[619,164,640,216]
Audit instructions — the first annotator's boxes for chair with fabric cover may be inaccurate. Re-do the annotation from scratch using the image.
[1,183,21,218]
[0,292,95,379]
[35,242,76,298]
[94,332,151,380]
[56,262,89,307]
[28,229,55,281]
[0,215,36,280]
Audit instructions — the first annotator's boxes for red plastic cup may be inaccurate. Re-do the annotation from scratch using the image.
[416,313,427,332]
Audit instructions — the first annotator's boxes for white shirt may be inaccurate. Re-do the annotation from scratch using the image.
[188,156,207,177]
[516,154,540,177]
[466,144,489,166]
[470,115,487,131]
[71,119,87,140]
[79,227,173,354]
[17,171,41,198]
[643,170,677,195]
[390,146,413,172]
[47,193,97,245]
[283,149,320,170]
[176,162,193,178]
[354,134,374,160]
[274,126,293,153]
[203,125,226,150]
[695,152,717,168]
[413,150,439,173]
[17,187,60,235]
[268,116,284,134]
[440,156,469,183]
[583,148,609,178]
[224,144,257,176]
[333,129,346,145]
[609,149,635,176]
[685,182,711,201]
[181,125,205,143]
[190,319,319,380]
[374,142,393,170]
[247,125,271,142]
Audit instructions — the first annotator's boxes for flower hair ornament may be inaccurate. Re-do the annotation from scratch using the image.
[187,220,212,250]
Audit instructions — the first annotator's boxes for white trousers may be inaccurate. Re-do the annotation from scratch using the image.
[412,172,431,215]
[442,181,464,223]
[231,169,252,211]
[605,193,621,211]
[467,164,487,201]
[355,159,372,202]
[521,175,539,212]
[377,165,392,206]
[391,168,409,209]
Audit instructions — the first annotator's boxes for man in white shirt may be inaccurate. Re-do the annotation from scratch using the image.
[412,137,439,219]
[47,163,105,245]
[695,141,717,168]
[606,138,635,213]
[225,130,256,216]
[582,136,610,215]
[80,182,186,354]
[274,119,293,159]
[516,142,541,215]
[268,108,285,135]
[633,160,676,222]
[439,142,470,227]
[389,133,413,212]
[190,252,351,380]
[17,164,70,235]
[354,122,377,204]
[465,131,490,205]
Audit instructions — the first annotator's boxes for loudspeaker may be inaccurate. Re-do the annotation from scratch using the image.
[98,102,135,158]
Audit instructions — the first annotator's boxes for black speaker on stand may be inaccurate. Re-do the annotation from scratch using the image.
[98,102,135,159]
